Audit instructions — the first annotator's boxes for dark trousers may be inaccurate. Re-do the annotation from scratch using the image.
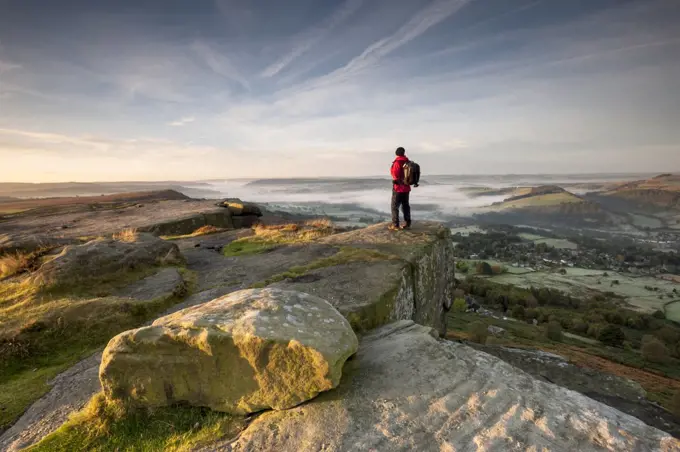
[391,191,411,227]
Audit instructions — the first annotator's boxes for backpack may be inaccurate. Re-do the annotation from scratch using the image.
[403,161,420,187]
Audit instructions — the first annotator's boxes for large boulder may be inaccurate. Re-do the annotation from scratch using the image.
[32,233,181,288]
[222,321,680,452]
[99,288,358,414]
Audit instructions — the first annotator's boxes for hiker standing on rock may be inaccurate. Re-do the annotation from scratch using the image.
[389,147,419,231]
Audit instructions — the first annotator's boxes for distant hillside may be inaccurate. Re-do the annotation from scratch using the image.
[499,185,569,204]
[460,186,531,198]
[0,182,217,199]
[474,185,609,229]
[489,185,602,213]
[0,190,190,215]
[603,174,680,210]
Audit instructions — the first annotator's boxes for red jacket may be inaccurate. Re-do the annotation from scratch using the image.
[391,155,411,193]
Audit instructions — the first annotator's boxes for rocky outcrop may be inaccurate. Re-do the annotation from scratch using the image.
[0,234,79,256]
[99,289,358,414]
[216,199,263,217]
[32,233,181,288]
[5,221,680,451]
[223,321,680,452]
[138,209,235,236]
[310,222,455,335]
[137,202,264,236]
[115,268,187,301]
[469,344,680,438]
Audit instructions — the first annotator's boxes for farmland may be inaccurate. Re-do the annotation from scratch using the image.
[488,269,680,321]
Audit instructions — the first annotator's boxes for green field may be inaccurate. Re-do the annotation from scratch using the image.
[518,232,578,250]
[666,301,680,323]
[450,225,485,236]
[563,332,600,345]
[518,233,545,241]
[534,238,578,250]
[629,214,663,229]
[456,259,534,276]
[489,269,680,321]
[504,266,536,275]
[492,192,584,210]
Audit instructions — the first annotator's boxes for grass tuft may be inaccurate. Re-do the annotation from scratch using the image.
[31,393,246,452]
[112,228,138,243]
[0,252,32,279]
[0,248,54,280]
[162,225,227,240]
[303,218,333,229]
[223,220,336,257]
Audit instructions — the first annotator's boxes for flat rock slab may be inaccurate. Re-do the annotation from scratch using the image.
[174,230,251,252]
[115,268,185,301]
[319,221,449,261]
[0,353,102,452]
[225,321,680,452]
[471,343,680,438]
[100,289,358,414]
[0,199,235,246]
[183,243,338,293]
[270,260,407,320]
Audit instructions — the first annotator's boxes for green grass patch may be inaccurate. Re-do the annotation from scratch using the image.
[249,246,396,289]
[497,192,584,209]
[30,393,245,452]
[0,363,77,431]
[223,222,336,257]
[0,268,191,430]
[222,239,278,257]
[447,311,548,347]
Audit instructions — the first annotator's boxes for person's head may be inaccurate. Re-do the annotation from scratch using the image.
[395,147,406,157]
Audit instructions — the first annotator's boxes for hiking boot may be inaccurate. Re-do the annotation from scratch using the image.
[400,223,411,230]
[388,224,400,231]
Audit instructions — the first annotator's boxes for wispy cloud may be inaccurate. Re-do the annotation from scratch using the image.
[260,0,364,78]
[1,0,679,180]
[191,40,249,89]
[0,59,21,74]
[0,82,63,101]
[169,116,196,127]
[0,127,125,151]
[339,0,472,75]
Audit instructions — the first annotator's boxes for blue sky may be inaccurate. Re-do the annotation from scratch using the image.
[0,0,679,181]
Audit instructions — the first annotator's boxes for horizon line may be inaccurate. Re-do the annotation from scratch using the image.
[1,170,677,185]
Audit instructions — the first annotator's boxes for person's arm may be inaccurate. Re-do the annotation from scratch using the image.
[390,161,402,184]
